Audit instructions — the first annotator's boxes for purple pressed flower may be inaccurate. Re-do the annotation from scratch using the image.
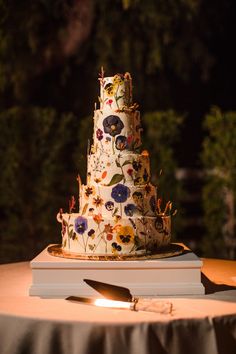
[132,160,142,171]
[112,242,122,251]
[111,184,130,203]
[103,115,124,137]
[105,201,114,211]
[88,229,95,237]
[74,216,88,235]
[96,129,103,141]
[115,135,127,150]
[124,204,136,216]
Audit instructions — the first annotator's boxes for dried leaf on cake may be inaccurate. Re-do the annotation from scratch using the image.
[107,174,124,186]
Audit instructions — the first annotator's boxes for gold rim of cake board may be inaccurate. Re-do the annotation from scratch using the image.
[47,243,185,261]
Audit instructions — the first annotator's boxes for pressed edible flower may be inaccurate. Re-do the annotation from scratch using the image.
[103,115,124,137]
[96,129,103,141]
[112,242,122,252]
[104,224,113,234]
[115,135,127,150]
[106,99,113,108]
[141,150,149,157]
[124,204,136,216]
[111,184,130,203]
[74,216,88,235]
[93,213,103,224]
[106,234,113,241]
[69,196,76,213]
[88,229,95,237]
[116,225,134,245]
[102,171,107,179]
[93,196,104,207]
[127,168,133,176]
[105,201,114,211]
[84,186,95,199]
[132,191,143,204]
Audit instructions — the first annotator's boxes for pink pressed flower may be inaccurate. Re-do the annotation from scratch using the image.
[127,135,133,145]
[69,196,76,213]
[106,99,113,107]
[96,129,103,141]
[106,234,113,241]
[127,168,133,176]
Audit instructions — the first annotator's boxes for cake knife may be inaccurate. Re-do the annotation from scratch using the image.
[66,279,173,314]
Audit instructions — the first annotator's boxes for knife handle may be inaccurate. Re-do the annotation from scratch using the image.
[134,298,173,314]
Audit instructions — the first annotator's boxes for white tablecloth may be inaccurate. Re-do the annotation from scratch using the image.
[0,258,236,354]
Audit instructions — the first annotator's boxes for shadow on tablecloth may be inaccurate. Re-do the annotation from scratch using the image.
[201,273,236,294]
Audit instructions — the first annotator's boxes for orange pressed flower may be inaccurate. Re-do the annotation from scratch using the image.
[94,178,101,183]
[92,196,104,207]
[93,213,103,224]
[104,224,113,234]
[141,150,149,157]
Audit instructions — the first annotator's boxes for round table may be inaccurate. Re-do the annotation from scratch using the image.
[0,258,236,354]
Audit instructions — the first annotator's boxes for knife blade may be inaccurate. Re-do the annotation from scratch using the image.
[66,296,134,310]
[83,278,133,302]
[66,294,172,314]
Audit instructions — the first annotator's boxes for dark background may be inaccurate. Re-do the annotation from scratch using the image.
[0,0,236,262]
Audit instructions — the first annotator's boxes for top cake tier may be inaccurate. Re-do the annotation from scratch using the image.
[99,73,133,111]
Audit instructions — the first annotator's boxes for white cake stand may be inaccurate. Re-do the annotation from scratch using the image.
[29,243,205,298]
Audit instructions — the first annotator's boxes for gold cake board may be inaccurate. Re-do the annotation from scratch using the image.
[47,243,184,261]
[29,243,205,298]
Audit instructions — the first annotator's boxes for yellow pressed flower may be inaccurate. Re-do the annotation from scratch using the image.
[105,84,116,96]
[113,75,123,86]
[116,225,134,245]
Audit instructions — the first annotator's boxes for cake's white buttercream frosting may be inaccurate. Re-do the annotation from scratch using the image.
[80,183,157,218]
[99,74,132,111]
[92,109,142,154]
[59,213,171,255]
[87,152,150,186]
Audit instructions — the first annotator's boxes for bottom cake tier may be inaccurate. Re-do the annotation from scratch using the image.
[58,213,171,255]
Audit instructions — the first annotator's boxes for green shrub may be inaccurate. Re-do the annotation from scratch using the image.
[202,106,236,259]
[0,106,77,262]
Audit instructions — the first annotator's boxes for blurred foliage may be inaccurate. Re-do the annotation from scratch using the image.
[202,107,236,259]
[0,0,220,112]
[0,107,78,262]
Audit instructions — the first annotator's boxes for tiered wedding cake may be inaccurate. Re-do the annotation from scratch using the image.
[57,71,171,256]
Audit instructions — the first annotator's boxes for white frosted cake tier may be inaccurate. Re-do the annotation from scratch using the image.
[99,73,132,111]
[58,213,171,255]
[87,151,150,186]
[92,109,142,154]
[80,183,157,217]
